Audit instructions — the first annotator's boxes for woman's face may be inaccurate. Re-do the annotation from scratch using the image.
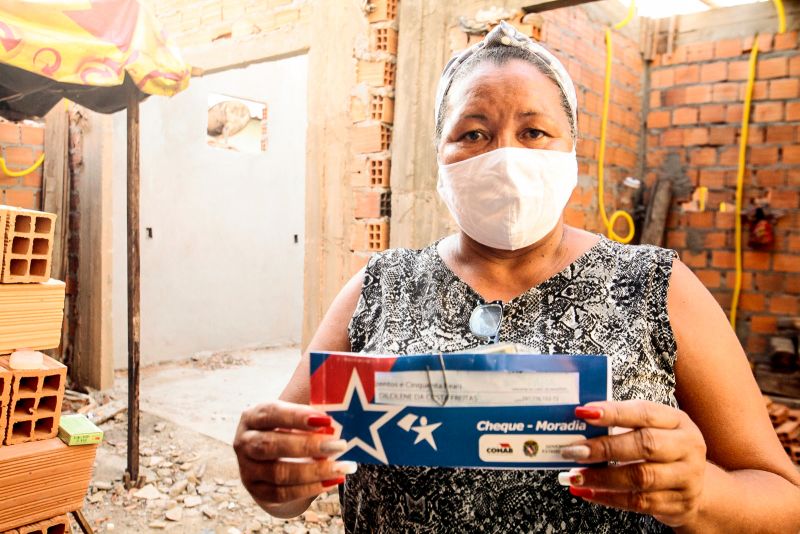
[437,59,573,165]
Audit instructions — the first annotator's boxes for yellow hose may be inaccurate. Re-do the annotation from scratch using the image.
[730,0,785,329]
[598,2,636,244]
[0,153,45,177]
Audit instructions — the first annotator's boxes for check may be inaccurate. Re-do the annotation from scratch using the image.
[310,350,610,469]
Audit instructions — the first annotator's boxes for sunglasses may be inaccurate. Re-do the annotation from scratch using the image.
[469,300,504,344]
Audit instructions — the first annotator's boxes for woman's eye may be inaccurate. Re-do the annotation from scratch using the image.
[461,130,485,142]
[524,129,546,140]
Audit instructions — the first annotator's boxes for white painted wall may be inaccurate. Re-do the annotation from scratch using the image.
[111,54,308,368]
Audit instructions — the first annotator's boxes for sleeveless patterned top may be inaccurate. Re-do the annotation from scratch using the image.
[344,236,678,533]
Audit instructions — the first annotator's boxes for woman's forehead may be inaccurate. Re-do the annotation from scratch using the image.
[447,61,566,117]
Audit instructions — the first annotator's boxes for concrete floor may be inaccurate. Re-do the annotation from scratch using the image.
[115,346,301,444]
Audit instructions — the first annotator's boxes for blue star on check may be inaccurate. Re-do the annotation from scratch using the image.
[322,370,403,464]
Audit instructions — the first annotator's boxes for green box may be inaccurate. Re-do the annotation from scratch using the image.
[58,414,103,446]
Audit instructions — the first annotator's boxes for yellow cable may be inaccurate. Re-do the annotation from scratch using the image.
[730,0,786,329]
[773,0,786,34]
[598,1,636,244]
[0,153,45,177]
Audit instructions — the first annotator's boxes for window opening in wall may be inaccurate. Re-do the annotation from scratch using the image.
[207,93,268,153]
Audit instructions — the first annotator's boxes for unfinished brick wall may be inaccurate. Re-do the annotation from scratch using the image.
[148,0,310,48]
[646,31,800,362]
[348,0,397,273]
[0,119,44,210]
[446,6,645,236]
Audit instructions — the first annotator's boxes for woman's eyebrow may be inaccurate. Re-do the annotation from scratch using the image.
[461,112,489,121]
[518,110,552,120]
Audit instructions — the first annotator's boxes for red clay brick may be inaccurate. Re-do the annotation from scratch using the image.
[700,62,728,83]
[704,232,728,248]
[688,211,715,227]
[744,34,774,54]
[749,146,779,165]
[698,168,724,185]
[770,295,799,315]
[728,60,749,80]
[661,130,684,147]
[787,274,800,294]
[756,168,786,186]
[353,189,383,219]
[790,56,800,77]
[775,254,800,272]
[774,31,798,51]
[684,127,709,146]
[726,104,743,122]
[708,126,735,146]
[647,110,670,129]
[0,122,20,144]
[784,146,800,164]
[739,292,765,312]
[699,104,726,123]
[743,251,772,271]
[4,189,37,210]
[769,78,800,99]
[772,190,799,209]
[692,149,717,167]
[714,38,743,59]
[666,231,687,249]
[757,57,787,79]
[674,65,700,85]
[696,269,722,288]
[712,82,740,102]
[682,250,708,268]
[724,271,754,291]
[673,107,698,125]
[651,69,674,88]
[19,125,44,146]
[750,315,777,333]
[753,102,784,122]
[712,250,735,268]
[754,272,785,292]
[766,125,795,143]
[2,146,34,166]
[686,84,713,104]
[787,102,800,121]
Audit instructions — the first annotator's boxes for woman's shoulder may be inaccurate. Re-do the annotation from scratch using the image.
[365,242,441,275]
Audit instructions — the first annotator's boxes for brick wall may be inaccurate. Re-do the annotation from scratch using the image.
[348,0,398,273]
[446,6,644,236]
[0,119,44,210]
[646,31,800,362]
[147,0,309,48]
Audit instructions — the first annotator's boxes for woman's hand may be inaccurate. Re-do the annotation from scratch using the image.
[559,400,707,528]
[233,400,356,513]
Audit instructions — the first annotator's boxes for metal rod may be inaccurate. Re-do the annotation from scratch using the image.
[125,78,141,487]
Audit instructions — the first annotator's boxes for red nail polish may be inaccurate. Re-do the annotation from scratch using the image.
[308,415,332,427]
[314,426,335,435]
[569,486,595,498]
[322,476,345,487]
[575,407,603,420]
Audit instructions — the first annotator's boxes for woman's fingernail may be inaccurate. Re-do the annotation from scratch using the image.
[319,439,347,454]
[575,407,603,420]
[333,461,358,475]
[561,445,591,460]
[569,486,594,498]
[314,426,335,435]
[322,476,346,487]
[307,415,332,427]
[557,469,584,486]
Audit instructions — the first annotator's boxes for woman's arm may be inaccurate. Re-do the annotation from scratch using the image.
[234,268,366,519]
[669,259,800,533]
[561,259,800,532]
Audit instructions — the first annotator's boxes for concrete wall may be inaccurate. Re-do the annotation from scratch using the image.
[112,53,308,368]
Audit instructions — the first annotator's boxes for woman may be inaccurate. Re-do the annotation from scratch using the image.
[234,22,800,532]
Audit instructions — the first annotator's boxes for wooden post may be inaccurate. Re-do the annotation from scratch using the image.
[125,80,142,487]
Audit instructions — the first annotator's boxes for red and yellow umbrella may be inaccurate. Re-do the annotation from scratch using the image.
[0,0,188,97]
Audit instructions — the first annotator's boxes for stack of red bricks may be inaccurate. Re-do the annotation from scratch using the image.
[765,395,800,465]
[646,31,800,361]
[0,205,94,532]
[349,0,398,273]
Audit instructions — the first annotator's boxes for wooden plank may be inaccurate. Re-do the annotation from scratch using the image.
[71,109,113,391]
[522,0,601,13]
[755,364,800,400]
[42,103,69,282]
[655,2,800,49]
[125,80,141,487]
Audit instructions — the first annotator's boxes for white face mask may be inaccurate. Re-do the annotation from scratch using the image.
[437,147,578,251]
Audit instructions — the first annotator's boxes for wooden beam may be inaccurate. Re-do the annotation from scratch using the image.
[42,103,69,281]
[522,0,602,13]
[654,1,799,49]
[125,80,141,487]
